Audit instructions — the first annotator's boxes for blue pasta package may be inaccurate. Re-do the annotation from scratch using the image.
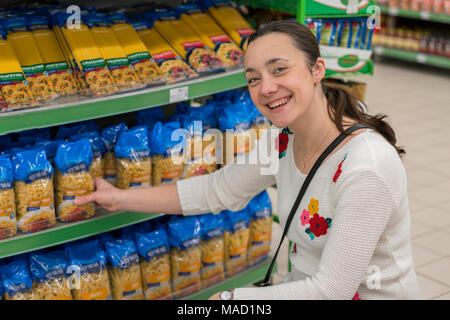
[100,122,128,185]
[70,131,106,179]
[0,155,17,239]
[0,256,36,299]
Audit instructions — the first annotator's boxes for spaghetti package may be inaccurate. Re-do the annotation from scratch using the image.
[54,139,96,222]
[133,20,198,84]
[101,122,128,185]
[65,239,112,300]
[149,121,185,186]
[104,238,144,300]
[0,155,17,239]
[12,147,56,233]
[199,213,225,288]
[108,13,164,86]
[319,20,338,46]
[70,131,106,180]
[115,126,152,190]
[29,249,72,300]
[200,0,255,50]
[135,227,172,300]
[247,191,272,267]
[222,208,250,277]
[149,9,225,73]
[1,256,40,300]
[175,4,244,68]
[167,215,202,298]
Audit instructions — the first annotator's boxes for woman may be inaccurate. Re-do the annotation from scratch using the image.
[75,21,418,300]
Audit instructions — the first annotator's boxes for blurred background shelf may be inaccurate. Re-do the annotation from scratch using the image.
[379,5,450,24]
[373,46,450,69]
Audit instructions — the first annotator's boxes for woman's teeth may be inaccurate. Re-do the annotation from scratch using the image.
[268,97,289,109]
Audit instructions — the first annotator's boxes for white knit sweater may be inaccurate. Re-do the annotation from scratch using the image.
[177,126,419,300]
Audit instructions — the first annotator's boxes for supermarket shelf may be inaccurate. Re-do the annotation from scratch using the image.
[184,259,275,300]
[380,6,450,24]
[373,46,450,69]
[0,209,161,259]
[0,69,247,136]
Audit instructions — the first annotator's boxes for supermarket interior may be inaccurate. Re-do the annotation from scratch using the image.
[0,0,449,301]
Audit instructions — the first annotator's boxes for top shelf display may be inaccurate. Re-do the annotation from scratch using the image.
[379,5,450,24]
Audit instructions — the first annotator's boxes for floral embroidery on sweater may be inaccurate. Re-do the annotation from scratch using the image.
[303,198,332,240]
[333,153,348,183]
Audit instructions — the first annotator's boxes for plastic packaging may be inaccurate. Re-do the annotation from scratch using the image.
[337,19,351,48]
[100,122,128,185]
[55,120,99,141]
[1,256,40,300]
[54,139,96,222]
[70,131,106,179]
[0,155,18,239]
[136,106,166,131]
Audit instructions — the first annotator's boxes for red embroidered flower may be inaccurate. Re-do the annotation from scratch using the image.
[275,132,289,154]
[333,154,347,183]
[352,292,360,300]
[309,214,329,237]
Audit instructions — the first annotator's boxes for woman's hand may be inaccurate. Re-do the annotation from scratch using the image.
[74,178,125,211]
[208,292,221,300]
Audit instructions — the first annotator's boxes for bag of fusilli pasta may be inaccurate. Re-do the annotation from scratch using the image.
[199,213,225,288]
[54,138,96,222]
[29,249,72,300]
[167,215,202,299]
[65,239,112,300]
[100,122,128,186]
[0,155,17,239]
[135,226,172,300]
[70,131,106,179]
[104,238,144,300]
[222,208,250,277]
[12,147,56,233]
[247,191,272,267]
[115,126,152,190]
[0,256,41,300]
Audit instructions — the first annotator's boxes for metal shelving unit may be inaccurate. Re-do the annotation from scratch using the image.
[373,46,450,69]
[379,5,450,24]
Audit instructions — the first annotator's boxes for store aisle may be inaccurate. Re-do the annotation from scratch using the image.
[266,59,450,300]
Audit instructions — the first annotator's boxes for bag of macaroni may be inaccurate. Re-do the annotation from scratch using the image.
[55,120,99,141]
[104,238,144,300]
[29,248,73,300]
[199,213,225,288]
[135,225,173,300]
[114,126,152,190]
[167,215,202,299]
[11,147,56,233]
[135,106,165,132]
[0,255,41,300]
[100,122,128,186]
[70,131,107,180]
[65,239,112,300]
[54,138,96,222]
[0,155,17,239]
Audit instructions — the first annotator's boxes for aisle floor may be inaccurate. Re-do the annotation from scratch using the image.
[265,58,450,300]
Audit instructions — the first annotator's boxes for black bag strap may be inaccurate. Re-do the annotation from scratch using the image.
[255,123,368,287]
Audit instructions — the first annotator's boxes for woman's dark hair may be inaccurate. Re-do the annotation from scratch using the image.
[246,20,405,157]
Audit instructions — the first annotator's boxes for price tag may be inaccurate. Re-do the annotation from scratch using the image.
[416,53,427,63]
[388,7,399,15]
[170,86,189,103]
[420,11,430,20]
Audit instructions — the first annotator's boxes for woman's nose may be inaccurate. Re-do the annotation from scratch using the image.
[260,77,277,96]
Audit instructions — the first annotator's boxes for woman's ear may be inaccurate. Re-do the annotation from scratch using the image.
[312,57,326,85]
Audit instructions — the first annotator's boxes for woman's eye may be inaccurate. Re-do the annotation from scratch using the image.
[274,67,287,74]
[247,77,259,85]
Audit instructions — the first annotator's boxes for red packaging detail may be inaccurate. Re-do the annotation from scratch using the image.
[237,29,255,37]
[209,34,231,43]
[153,50,177,61]
[181,41,204,49]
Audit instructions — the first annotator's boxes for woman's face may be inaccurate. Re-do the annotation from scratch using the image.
[244,32,318,129]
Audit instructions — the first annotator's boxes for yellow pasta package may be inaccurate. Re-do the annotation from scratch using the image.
[101,122,128,186]
[136,228,173,300]
[167,216,202,299]
[4,17,58,101]
[27,15,78,96]
[149,9,225,73]
[201,0,255,50]
[108,13,165,86]
[222,209,250,277]
[12,148,56,233]
[0,155,17,239]
[54,139,96,223]
[66,239,112,300]
[1,257,42,300]
[105,238,144,300]
[133,20,198,84]
[176,4,244,68]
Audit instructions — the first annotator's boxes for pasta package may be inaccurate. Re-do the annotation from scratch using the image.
[167,215,202,298]
[199,213,225,288]
[4,17,57,101]
[66,239,112,300]
[27,15,78,96]
[55,120,99,141]
[150,121,185,186]
[115,126,152,190]
[12,148,56,233]
[133,20,198,84]
[247,191,272,267]
[70,131,106,180]
[29,249,72,300]
[1,256,41,300]
[176,4,244,68]
[200,0,255,50]
[104,238,144,300]
[221,208,250,277]
[0,155,17,239]
[108,13,165,86]
[101,122,128,186]
[135,227,172,300]
[54,139,96,222]
[149,9,225,73]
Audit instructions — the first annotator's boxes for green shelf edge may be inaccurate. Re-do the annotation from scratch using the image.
[184,259,276,300]
[0,69,247,136]
[0,211,161,259]
[380,6,450,24]
[374,46,450,69]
